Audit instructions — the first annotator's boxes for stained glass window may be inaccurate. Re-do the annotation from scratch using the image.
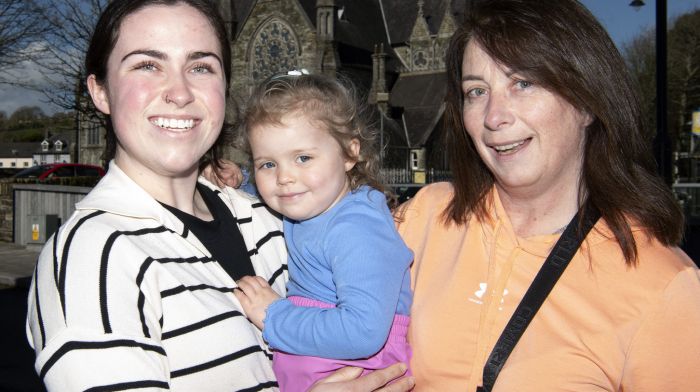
[250,18,300,82]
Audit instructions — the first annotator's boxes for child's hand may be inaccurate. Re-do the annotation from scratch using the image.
[201,159,243,188]
[233,275,281,330]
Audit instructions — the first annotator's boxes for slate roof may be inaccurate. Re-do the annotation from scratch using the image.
[389,71,447,147]
[380,0,468,44]
[0,143,36,158]
[230,0,256,35]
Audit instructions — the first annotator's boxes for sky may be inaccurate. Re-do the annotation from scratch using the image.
[1,0,700,117]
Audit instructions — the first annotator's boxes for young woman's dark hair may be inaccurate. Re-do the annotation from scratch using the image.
[84,0,232,166]
[443,0,683,264]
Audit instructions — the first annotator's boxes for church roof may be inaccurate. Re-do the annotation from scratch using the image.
[231,0,256,35]
[389,71,447,147]
[333,0,392,52]
[380,0,467,44]
[294,0,468,46]
[227,0,465,150]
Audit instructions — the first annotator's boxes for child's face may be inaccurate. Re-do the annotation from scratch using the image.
[250,113,359,221]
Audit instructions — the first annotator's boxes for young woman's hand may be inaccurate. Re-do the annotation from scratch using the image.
[308,363,414,392]
[201,159,243,188]
[234,275,281,329]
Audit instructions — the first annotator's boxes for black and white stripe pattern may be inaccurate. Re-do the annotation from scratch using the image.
[26,163,288,391]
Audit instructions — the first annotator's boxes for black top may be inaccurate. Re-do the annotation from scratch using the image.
[161,183,255,281]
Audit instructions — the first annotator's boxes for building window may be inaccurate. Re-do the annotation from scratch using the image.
[410,148,426,171]
[0,162,3,167]
[410,151,419,170]
[23,162,28,167]
[11,162,16,167]
[87,123,100,145]
[41,140,49,152]
[250,18,300,83]
[55,140,63,151]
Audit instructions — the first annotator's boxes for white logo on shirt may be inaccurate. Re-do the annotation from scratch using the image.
[468,283,508,309]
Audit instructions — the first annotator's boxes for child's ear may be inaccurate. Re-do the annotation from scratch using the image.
[87,74,111,115]
[344,138,360,172]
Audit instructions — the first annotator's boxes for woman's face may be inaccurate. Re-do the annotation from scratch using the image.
[460,41,591,198]
[88,3,226,181]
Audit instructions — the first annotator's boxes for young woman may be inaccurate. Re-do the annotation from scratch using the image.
[25,1,288,390]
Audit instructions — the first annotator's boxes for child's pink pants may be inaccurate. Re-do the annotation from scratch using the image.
[272,295,412,392]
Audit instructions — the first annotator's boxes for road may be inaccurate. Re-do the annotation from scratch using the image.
[0,280,45,392]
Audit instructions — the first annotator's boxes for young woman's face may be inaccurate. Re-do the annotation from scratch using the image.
[460,41,591,198]
[88,3,226,181]
[250,113,358,221]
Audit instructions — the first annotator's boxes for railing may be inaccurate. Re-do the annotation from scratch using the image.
[381,168,452,186]
[673,183,700,219]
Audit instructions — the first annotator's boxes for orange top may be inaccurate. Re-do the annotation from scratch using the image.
[397,183,700,391]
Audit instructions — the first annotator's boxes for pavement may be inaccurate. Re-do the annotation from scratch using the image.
[0,242,44,391]
[0,242,40,289]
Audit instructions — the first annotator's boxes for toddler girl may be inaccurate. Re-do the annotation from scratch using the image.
[233,72,413,391]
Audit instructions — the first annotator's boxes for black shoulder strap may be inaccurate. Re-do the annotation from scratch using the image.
[477,204,600,392]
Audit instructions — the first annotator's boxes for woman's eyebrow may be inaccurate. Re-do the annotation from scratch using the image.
[120,50,221,65]
[121,49,165,63]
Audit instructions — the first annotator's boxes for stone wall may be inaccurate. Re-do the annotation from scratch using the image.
[0,180,14,242]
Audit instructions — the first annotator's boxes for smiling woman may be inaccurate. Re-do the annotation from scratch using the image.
[86,3,227,197]
[25,1,288,391]
[395,0,700,390]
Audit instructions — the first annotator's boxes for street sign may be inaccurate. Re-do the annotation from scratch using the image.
[693,110,700,136]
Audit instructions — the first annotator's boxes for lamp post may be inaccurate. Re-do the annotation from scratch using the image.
[629,0,645,11]
[630,0,672,184]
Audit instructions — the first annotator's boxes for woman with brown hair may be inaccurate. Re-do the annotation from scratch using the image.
[397,0,700,390]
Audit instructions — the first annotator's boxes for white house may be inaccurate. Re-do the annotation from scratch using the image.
[0,143,34,169]
[33,136,71,165]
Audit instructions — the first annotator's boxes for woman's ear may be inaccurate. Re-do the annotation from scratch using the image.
[344,138,360,172]
[87,74,111,115]
[582,110,594,128]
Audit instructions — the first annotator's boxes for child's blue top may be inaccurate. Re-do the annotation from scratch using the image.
[262,185,413,359]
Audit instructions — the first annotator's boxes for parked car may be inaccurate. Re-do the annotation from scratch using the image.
[12,163,105,181]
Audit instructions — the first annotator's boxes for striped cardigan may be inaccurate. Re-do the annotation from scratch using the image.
[26,162,288,391]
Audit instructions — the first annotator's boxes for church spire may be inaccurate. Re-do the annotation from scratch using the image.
[410,0,431,40]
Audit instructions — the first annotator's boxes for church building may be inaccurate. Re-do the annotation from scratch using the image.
[80,0,473,184]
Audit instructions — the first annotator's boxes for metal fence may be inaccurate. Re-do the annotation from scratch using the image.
[673,183,700,219]
[381,168,452,186]
[13,184,92,246]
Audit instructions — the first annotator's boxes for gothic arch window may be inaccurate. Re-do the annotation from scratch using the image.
[249,18,300,82]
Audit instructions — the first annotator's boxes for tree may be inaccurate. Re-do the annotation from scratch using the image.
[623,27,656,143]
[624,10,700,155]
[5,105,46,131]
[667,10,700,154]
[11,0,110,163]
[9,105,45,123]
[28,0,107,114]
[0,0,50,78]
